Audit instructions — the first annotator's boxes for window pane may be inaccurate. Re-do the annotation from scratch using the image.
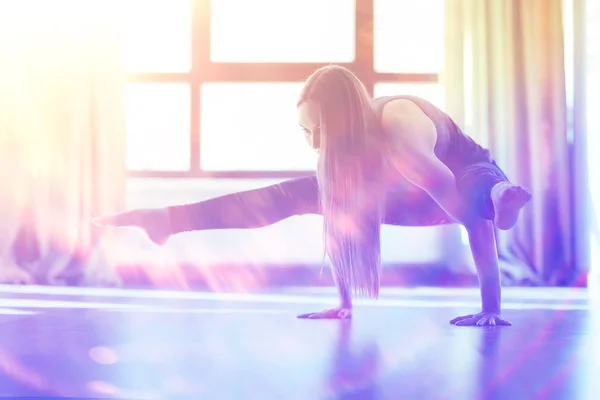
[374,0,444,73]
[374,82,445,110]
[210,0,355,63]
[200,83,318,171]
[124,0,191,72]
[126,83,190,171]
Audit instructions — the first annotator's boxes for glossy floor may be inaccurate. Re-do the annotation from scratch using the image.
[0,285,598,400]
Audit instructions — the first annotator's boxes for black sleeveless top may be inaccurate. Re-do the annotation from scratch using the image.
[371,95,492,173]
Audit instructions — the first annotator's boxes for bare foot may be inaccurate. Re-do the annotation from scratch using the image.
[0,263,33,284]
[491,182,532,230]
[92,208,172,245]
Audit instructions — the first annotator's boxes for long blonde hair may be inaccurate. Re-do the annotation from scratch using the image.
[298,65,387,298]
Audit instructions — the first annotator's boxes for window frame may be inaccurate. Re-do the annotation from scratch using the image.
[127,0,439,179]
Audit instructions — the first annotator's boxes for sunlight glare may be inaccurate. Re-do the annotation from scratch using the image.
[125,83,191,171]
[200,83,319,171]
[374,0,445,73]
[210,0,355,62]
[124,0,192,72]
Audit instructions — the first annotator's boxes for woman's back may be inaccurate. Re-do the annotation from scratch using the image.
[371,95,493,173]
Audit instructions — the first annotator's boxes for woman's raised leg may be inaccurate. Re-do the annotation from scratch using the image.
[94,176,321,245]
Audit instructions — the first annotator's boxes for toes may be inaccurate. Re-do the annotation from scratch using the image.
[521,187,532,201]
[514,185,532,200]
[504,185,532,204]
[494,187,530,230]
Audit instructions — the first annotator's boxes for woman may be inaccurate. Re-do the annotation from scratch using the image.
[95,65,530,326]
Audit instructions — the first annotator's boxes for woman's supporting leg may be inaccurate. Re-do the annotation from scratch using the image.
[448,160,528,325]
[378,183,513,326]
[94,176,321,245]
[457,161,531,230]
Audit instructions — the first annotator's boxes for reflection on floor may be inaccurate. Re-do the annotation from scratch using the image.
[0,285,599,400]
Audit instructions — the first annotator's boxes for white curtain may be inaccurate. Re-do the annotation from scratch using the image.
[444,0,574,285]
[0,0,127,285]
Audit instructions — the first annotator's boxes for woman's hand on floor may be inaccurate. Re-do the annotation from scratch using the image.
[450,312,511,326]
[297,308,352,319]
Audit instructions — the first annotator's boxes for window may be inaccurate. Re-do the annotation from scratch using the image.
[373,0,445,73]
[125,83,191,171]
[124,0,445,177]
[374,83,444,110]
[124,0,192,73]
[200,83,318,171]
[210,0,355,63]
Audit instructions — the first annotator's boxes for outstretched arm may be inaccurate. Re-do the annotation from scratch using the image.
[297,268,353,319]
[334,269,353,309]
[450,218,511,326]
[468,220,501,313]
